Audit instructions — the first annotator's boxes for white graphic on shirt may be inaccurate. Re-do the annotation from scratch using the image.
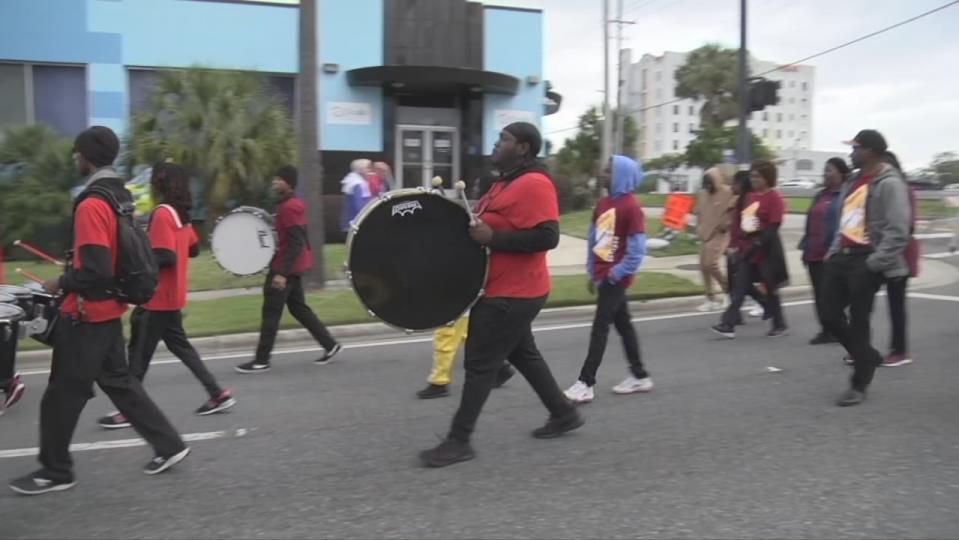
[592,208,619,262]
[741,201,760,234]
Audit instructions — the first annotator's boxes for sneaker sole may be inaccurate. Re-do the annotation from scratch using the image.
[417,391,450,399]
[419,450,475,468]
[195,397,237,416]
[612,386,653,395]
[9,481,77,496]
[99,422,132,430]
[881,360,913,367]
[5,383,25,409]
[711,328,735,339]
[234,366,271,374]
[768,330,790,338]
[533,416,585,439]
[564,394,594,404]
[315,345,342,365]
[144,447,191,476]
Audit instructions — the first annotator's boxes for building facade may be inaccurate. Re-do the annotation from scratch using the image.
[623,50,815,161]
[0,0,559,194]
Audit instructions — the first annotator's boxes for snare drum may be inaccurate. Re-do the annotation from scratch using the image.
[346,188,488,332]
[210,206,277,276]
[0,285,35,319]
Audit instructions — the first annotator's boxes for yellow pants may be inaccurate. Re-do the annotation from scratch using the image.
[427,316,469,385]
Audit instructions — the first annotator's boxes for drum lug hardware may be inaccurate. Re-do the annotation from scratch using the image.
[367,309,376,318]
[404,329,414,335]
[344,270,352,280]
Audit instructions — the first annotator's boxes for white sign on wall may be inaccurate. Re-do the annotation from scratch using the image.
[327,102,373,125]
[493,109,536,131]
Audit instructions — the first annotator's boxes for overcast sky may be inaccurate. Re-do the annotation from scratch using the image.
[482,0,959,170]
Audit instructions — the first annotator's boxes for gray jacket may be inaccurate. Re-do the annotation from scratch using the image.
[826,163,911,278]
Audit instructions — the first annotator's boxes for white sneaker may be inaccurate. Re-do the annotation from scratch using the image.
[612,376,654,395]
[748,305,764,318]
[696,300,722,312]
[721,295,731,309]
[564,381,595,403]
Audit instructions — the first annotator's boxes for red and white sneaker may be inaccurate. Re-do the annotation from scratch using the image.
[3,374,25,411]
[97,412,131,429]
[881,354,913,368]
[195,389,236,416]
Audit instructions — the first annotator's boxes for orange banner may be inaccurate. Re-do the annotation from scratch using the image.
[661,193,695,231]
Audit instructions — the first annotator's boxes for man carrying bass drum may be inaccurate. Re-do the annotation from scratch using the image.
[420,122,583,468]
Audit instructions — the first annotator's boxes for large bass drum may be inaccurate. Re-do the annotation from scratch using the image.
[210,206,277,276]
[346,188,488,332]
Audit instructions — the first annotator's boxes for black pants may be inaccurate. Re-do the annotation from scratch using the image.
[886,277,908,356]
[721,260,782,328]
[807,261,830,335]
[820,253,884,392]
[449,296,574,442]
[0,324,16,385]
[129,307,222,399]
[39,318,185,482]
[725,255,766,320]
[255,272,337,364]
[578,281,648,386]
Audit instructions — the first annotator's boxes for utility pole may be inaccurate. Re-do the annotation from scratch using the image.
[600,0,612,173]
[299,0,325,287]
[736,0,750,166]
[613,0,635,155]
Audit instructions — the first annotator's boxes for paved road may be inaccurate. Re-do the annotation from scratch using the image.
[3,286,959,539]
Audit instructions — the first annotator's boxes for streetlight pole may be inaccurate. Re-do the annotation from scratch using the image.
[736,0,750,166]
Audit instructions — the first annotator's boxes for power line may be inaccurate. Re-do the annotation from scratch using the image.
[545,0,959,137]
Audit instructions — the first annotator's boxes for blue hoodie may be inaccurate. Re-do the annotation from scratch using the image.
[586,155,647,283]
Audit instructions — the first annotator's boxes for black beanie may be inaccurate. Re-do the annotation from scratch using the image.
[74,126,119,168]
[276,165,298,189]
[503,122,542,157]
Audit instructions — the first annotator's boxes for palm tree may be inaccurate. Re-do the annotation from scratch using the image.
[127,68,296,218]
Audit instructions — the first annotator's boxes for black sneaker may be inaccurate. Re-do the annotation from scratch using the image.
[235,361,271,374]
[767,326,789,338]
[97,412,131,429]
[315,343,342,365]
[419,439,475,468]
[416,383,449,399]
[532,409,585,439]
[195,389,236,416]
[9,471,76,496]
[493,365,515,388]
[842,354,855,366]
[143,447,191,475]
[711,324,736,339]
[836,389,866,407]
[809,332,838,345]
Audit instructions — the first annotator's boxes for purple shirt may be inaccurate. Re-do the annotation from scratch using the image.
[806,191,839,262]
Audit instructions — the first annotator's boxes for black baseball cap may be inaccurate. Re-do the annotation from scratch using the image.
[843,129,888,153]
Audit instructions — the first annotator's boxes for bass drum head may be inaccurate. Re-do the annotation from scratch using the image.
[211,208,276,276]
[348,191,487,331]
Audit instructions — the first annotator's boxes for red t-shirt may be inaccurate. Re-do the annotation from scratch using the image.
[590,195,645,288]
[477,172,559,298]
[839,174,873,248]
[739,190,785,263]
[61,198,128,322]
[145,205,198,311]
[271,196,313,276]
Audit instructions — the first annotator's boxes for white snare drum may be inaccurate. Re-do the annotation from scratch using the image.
[210,206,277,276]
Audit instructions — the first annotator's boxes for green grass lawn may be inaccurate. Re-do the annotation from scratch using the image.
[17,271,700,350]
[9,245,349,292]
[560,204,701,258]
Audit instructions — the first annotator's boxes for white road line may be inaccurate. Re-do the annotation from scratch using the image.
[924,251,958,259]
[909,292,959,303]
[914,233,955,240]
[0,428,253,460]
[19,302,816,377]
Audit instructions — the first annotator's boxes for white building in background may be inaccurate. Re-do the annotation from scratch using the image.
[622,49,817,191]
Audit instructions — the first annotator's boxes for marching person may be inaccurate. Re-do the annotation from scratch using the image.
[1,329,25,415]
[563,154,654,404]
[236,166,341,373]
[695,167,735,312]
[416,315,516,399]
[10,126,189,496]
[727,171,767,324]
[822,130,910,407]
[712,160,789,339]
[419,122,582,467]
[98,162,235,429]
[340,159,372,230]
[799,158,847,345]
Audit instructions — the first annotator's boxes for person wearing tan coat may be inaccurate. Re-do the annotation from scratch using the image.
[696,167,735,311]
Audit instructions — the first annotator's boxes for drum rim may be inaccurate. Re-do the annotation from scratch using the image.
[0,284,33,298]
[344,187,490,333]
[209,205,278,277]
[0,303,26,322]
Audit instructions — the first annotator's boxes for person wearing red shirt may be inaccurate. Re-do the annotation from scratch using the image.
[10,127,188,496]
[563,155,654,404]
[713,160,790,339]
[419,122,582,468]
[236,166,340,373]
[97,163,235,430]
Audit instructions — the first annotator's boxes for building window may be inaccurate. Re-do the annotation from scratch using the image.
[790,81,796,88]
[689,123,695,133]
[777,129,782,139]
[777,113,783,122]
[129,68,295,117]
[655,71,662,81]
[796,159,814,171]
[641,69,647,90]
[801,98,807,105]
[802,82,808,91]
[0,62,87,138]
[762,112,768,122]
[801,114,807,120]
[655,123,662,134]
[688,105,694,115]
[656,89,663,100]
[673,123,679,133]
[672,140,679,150]
[655,140,662,152]
[673,104,679,115]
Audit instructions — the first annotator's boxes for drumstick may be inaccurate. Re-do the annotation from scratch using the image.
[13,240,64,267]
[455,180,478,226]
[16,268,44,285]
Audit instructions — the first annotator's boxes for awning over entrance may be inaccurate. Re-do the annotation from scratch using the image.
[346,65,520,95]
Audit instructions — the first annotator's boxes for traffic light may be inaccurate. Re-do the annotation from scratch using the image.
[748,78,781,112]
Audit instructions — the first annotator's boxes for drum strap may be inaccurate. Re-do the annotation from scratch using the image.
[157,204,184,229]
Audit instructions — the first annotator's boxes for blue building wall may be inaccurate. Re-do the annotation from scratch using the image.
[318,0,383,152]
[482,7,544,155]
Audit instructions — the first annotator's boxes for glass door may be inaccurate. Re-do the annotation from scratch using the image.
[395,125,459,190]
